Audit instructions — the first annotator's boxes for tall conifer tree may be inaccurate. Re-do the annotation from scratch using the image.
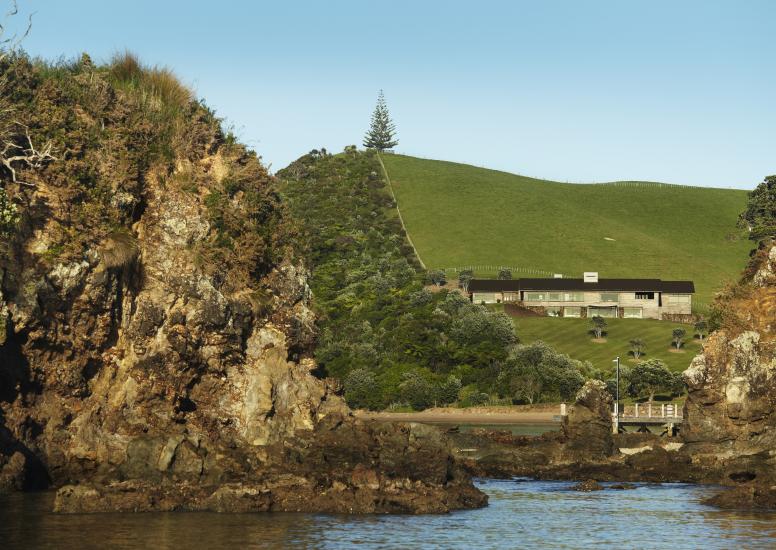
[363,90,398,151]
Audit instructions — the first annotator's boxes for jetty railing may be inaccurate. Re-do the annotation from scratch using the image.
[619,403,682,419]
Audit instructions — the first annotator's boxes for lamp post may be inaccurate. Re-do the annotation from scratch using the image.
[613,356,620,434]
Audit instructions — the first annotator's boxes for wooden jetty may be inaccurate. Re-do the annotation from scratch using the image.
[558,402,683,435]
[613,402,682,435]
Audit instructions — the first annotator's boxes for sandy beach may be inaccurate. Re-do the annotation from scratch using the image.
[355,405,561,425]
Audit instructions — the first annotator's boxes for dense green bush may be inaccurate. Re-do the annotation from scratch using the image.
[495,341,585,403]
[739,175,776,240]
[344,368,383,410]
[425,269,447,286]
[279,150,519,409]
[627,359,682,402]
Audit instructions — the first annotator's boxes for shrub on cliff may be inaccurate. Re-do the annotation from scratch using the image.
[0,52,288,287]
[740,175,776,241]
[0,187,18,236]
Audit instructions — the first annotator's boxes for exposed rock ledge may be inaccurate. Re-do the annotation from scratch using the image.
[52,415,486,514]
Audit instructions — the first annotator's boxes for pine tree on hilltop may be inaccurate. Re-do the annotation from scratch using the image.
[363,90,398,151]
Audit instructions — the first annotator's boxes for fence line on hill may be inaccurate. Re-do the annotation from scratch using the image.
[376,152,426,269]
[442,265,562,277]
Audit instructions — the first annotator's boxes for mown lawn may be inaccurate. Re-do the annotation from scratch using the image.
[512,316,703,374]
[381,154,753,308]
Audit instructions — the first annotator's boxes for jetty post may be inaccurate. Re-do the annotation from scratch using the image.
[612,356,621,434]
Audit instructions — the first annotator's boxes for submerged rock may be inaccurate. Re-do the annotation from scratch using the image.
[571,479,603,492]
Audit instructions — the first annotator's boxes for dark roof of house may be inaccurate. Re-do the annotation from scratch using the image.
[468,278,695,293]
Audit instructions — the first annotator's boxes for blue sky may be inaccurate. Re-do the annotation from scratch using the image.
[10,0,776,188]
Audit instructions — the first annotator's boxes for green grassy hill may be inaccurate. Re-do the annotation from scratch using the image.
[512,316,702,374]
[381,154,752,308]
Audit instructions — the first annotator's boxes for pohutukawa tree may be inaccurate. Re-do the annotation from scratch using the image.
[363,90,398,152]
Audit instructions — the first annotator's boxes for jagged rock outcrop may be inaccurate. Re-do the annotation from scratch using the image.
[0,55,485,513]
[681,241,776,507]
[562,379,613,457]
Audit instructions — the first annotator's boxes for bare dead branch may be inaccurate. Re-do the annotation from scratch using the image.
[0,123,57,187]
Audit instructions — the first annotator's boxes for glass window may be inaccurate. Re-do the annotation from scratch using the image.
[563,307,581,318]
[547,292,562,301]
[564,292,584,302]
[546,307,562,317]
[635,292,654,300]
[623,307,643,318]
[473,293,497,303]
[667,294,691,304]
[503,292,518,302]
[589,306,617,318]
[600,292,619,302]
[524,292,546,302]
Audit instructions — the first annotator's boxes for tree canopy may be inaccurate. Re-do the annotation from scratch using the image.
[627,359,681,402]
[740,175,776,240]
[363,90,398,151]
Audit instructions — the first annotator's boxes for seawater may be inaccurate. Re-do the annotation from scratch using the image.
[2,479,776,549]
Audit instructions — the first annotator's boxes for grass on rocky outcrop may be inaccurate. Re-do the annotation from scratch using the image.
[381,154,753,308]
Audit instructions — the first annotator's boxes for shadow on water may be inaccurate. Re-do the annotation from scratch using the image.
[2,480,776,549]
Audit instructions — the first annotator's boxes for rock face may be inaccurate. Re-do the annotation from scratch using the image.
[0,57,484,513]
[562,380,614,457]
[680,241,776,506]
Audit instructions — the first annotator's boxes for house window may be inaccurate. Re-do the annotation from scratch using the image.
[623,307,643,318]
[564,292,584,302]
[546,307,562,317]
[600,292,619,303]
[547,292,563,301]
[563,307,581,318]
[503,292,518,302]
[473,293,497,303]
[635,292,654,300]
[589,306,617,318]
[524,292,546,302]
[667,294,691,304]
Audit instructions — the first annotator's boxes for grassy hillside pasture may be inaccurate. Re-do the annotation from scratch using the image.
[512,316,702,374]
[381,154,752,307]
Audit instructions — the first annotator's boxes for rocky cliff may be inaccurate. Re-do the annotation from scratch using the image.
[0,54,485,512]
[681,240,776,507]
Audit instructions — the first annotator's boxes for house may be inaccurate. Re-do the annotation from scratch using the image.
[468,272,694,320]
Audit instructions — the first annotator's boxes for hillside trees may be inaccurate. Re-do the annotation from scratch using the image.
[627,359,681,402]
[279,149,521,410]
[498,269,512,280]
[425,269,447,286]
[496,342,585,403]
[363,90,398,152]
[458,269,474,291]
[740,175,776,240]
